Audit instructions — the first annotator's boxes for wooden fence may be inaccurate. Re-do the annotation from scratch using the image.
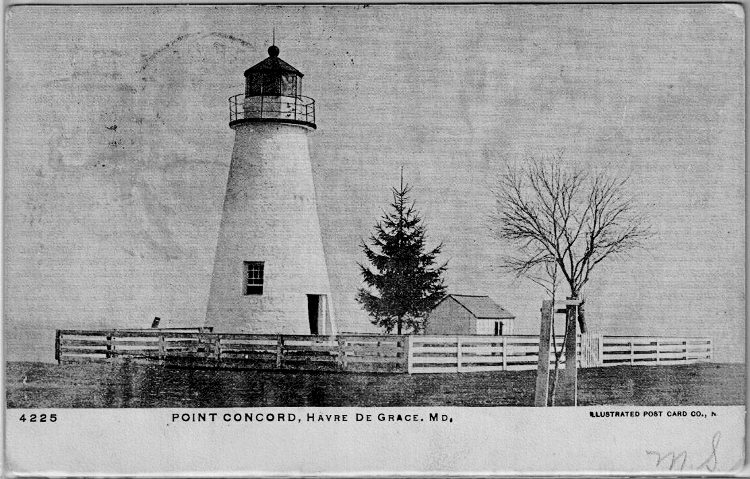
[408,335,579,374]
[406,334,712,374]
[55,330,712,374]
[55,330,408,373]
[599,336,713,366]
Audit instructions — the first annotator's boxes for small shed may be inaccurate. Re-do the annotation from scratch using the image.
[425,294,516,336]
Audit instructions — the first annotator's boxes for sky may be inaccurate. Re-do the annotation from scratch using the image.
[4,4,744,362]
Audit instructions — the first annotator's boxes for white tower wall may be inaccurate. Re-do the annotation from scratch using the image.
[206,121,336,334]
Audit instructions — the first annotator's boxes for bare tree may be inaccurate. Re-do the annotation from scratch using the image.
[490,155,651,404]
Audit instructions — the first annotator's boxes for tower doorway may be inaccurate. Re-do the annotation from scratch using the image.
[307,294,331,335]
[307,295,320,335]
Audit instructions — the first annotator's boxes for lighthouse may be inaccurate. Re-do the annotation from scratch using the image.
[206,44,337,335]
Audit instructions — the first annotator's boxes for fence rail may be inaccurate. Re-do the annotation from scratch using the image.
[55,330,712,374]
[407,334,712,374]
[599,336,712,366]
[55,330,407,373]
[408,335,578,374]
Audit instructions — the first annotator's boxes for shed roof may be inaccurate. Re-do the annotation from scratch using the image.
[444,294,515,320]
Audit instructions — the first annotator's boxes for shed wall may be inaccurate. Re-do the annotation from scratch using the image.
[424,297,474,335]
[475,318,515,335]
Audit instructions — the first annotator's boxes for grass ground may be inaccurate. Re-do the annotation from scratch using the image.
[6,361,744,408]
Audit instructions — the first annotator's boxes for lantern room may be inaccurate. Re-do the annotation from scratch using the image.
[245,45,302,97]
[229,45,316,129]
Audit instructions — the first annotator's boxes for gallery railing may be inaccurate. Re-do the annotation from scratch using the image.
[228,93,315,127]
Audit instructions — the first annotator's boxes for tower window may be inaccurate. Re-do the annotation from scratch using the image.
[244,261,264,295]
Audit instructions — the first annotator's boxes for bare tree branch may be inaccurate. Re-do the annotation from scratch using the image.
[490,155,652,330]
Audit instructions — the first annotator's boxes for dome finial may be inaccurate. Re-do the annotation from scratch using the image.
[268,27,279,57]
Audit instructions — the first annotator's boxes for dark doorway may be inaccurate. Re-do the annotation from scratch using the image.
[494,321,503,336]
[307,295,319,335]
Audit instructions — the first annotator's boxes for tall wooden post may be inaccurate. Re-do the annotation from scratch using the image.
[558,302,578,406]
[534,300,553,406]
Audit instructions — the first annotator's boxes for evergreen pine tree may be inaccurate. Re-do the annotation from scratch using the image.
[356,172,447,334]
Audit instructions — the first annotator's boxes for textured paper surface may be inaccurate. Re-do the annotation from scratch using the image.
[4,3,745,476]
[5,407,746,475]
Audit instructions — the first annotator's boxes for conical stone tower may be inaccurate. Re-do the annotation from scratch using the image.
[206,44,336,335]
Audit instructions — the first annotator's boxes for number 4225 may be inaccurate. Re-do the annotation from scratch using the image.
[19,413,57,422]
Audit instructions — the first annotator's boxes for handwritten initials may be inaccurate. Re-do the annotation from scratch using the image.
[646,432,721,472]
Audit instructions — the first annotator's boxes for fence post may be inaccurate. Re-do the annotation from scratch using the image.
[456,337,463,373]
[337,336,346,372]
[598,335,604,366]
[106,335,112,359]
[708,339,713,361]
[655,340,660,364]
[630,341,634,365]
[158,334,166,360]
[406,335,413,374]
[276,335,284,369]
[55,330,61,364]
[502,336,507,371]
[214,335,221,362]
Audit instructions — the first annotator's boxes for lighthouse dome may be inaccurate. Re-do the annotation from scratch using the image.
[243,46,303,78]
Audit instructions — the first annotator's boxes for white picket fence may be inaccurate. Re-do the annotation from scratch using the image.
[407,334,712,374]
